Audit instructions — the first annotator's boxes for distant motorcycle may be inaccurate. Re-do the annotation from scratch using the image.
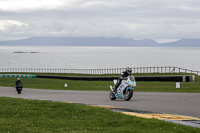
[109,75,136,101]
[16,84,23,94]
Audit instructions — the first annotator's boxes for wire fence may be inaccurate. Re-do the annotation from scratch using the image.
[0,66,199,75]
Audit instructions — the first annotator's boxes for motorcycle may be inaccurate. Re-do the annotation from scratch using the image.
[16,84,23,94]
[109,75,136,101]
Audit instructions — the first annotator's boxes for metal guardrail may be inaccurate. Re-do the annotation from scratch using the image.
[0,66,199,75]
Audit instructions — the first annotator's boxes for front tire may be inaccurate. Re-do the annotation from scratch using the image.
[124,89,133,101]
[109,91,116,100]
[16,87,22,94]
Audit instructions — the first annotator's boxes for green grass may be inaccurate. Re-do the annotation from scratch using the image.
[0,77,111,91]
[0,97,199,133]
[0,73,200,92]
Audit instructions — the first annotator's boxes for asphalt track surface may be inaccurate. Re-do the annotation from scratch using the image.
[1,87,200,118]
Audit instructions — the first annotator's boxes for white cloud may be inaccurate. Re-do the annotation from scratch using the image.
[0,0,200,41]
[0,20,28,30]
[0,20,28,38]
[0,0,64,11]
[154,39,180,43]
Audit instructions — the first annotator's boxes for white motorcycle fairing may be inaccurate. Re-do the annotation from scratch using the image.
[109,76,136,100]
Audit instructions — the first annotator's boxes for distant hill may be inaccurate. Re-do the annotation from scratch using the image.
[0,37,200,47]
[159,39,200,47]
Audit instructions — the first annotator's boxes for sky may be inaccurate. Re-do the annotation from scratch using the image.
[0,0,200,43]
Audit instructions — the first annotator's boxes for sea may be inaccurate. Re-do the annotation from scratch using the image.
[0,46,200,71]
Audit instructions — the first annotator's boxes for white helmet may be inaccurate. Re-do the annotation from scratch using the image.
[126,67,132,75]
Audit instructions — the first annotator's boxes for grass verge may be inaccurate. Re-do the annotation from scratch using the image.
[0,97,199,133]
[0,73,200,92]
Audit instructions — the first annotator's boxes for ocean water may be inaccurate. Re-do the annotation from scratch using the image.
[0,46,200,71]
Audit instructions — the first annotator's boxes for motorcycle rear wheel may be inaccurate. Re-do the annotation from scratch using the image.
[109,91,116,100]
[124,89,133,101]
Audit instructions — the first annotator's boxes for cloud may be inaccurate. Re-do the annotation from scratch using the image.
[0,0,64,11]
[0,0,200,41]
[0,20,28,35]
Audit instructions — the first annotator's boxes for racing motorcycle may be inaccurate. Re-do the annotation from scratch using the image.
[109,75,136,101]
[16,84,23,94]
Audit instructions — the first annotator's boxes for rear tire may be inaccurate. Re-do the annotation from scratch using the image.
[124,89,133,101]
[109,91,116,100]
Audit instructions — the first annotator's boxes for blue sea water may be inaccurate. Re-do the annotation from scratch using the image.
[0,46,200,71]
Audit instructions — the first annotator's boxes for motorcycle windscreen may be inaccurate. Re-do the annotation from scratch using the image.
[129,76,136,86]
[132,81,136,87]
[113,79,117,85]
[129,76,135,81]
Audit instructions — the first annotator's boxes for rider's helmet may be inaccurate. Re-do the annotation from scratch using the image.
[17,78,20,80]
[126,67,132,75]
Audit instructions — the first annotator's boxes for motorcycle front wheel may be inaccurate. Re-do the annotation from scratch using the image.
[16,87,22,94]
[124,89,133,101]
[109,91,116,100]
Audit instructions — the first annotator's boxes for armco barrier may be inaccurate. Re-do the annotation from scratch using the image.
[0,74,36,78]
[0,66,199,75]
[37,75,195,82]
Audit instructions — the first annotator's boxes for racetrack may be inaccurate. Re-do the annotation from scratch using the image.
[1,87,200,118]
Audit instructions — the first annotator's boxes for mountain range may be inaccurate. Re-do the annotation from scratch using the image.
[0,37,200,47]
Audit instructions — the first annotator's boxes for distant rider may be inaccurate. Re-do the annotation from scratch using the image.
[15,78,23,88]
[113,67,132,94]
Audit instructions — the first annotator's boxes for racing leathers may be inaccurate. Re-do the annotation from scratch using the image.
[113,70,131,93]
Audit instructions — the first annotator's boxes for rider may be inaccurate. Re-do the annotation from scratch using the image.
[15,78,23,88]
[113,67,132,94]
